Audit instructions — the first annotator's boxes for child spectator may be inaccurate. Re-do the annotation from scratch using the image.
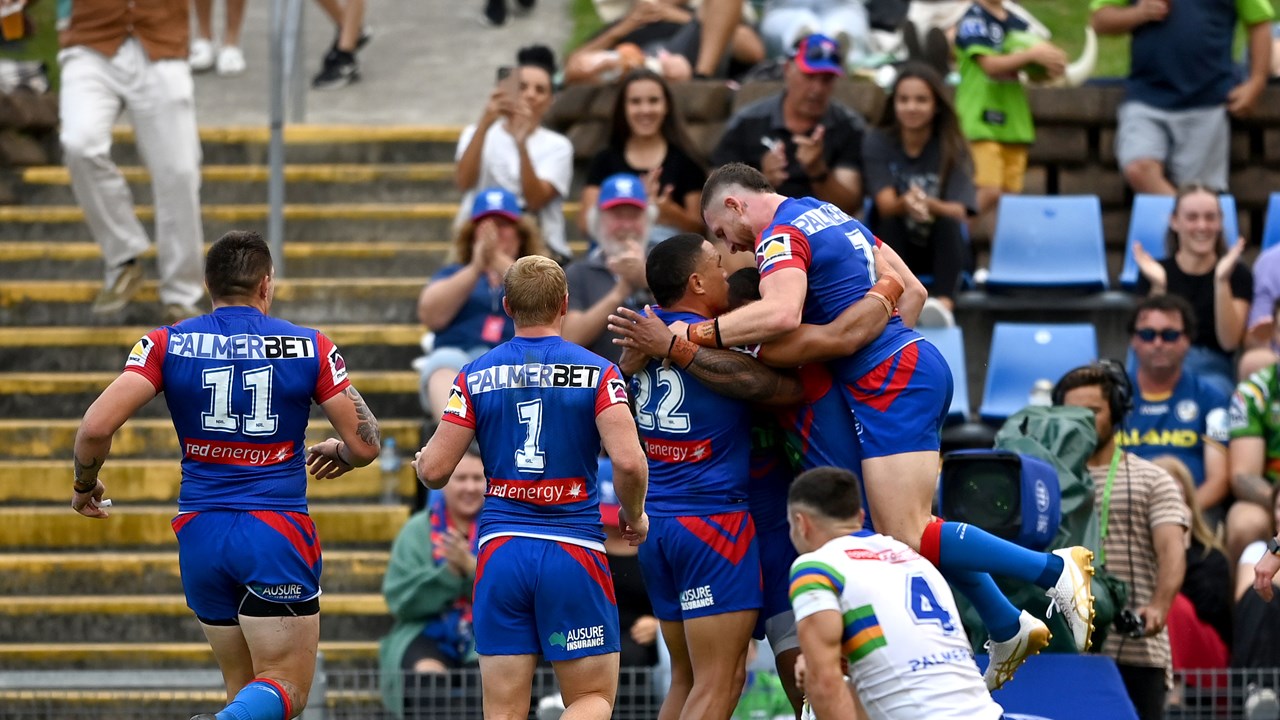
[581,69,706,244]
[731,640,793,720]
[191,0,248,76]
[954,0,1065,237]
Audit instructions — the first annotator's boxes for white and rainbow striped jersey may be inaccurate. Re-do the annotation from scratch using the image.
[789,530,1003,720]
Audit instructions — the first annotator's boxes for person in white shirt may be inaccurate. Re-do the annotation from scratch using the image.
[787,466,1007,720]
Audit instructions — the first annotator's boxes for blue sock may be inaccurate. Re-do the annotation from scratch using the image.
[215,680,289,720]
[942,567,1021,643]
[938,522,1061,589]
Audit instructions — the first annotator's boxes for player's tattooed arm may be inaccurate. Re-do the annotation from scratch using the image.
[684,348,804,407]
[73,454,102,492]
[346,386,381,449]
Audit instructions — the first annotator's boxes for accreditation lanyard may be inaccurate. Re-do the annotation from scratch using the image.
[1096,446,1123,566]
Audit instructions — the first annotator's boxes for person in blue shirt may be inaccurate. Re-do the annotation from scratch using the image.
[416,187,548,424]
[1119,294,1232,525]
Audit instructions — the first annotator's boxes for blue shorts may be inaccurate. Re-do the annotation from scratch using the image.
[843,339,952,460]
[638,510,762,622]
[754,520,797,635]
[784,365,865,474]
[172,510,323,622]
[472,536,620,661]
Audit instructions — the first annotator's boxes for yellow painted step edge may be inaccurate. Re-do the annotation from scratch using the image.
[0,202,580,223]
[22,163,456,185]
[0,277,422,305]
[0,240,452,263]
[112,125,464,144]
[0,593,388,615]
[0,324,425,347]
[0,549,388,571]
[0,640,378,661]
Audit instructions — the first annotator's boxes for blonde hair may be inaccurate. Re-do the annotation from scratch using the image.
[451,216,547,265]
[1151,454,1223,557]
[503,256,567,326]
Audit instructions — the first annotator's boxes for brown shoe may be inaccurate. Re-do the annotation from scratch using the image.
[91,262,144,315]
[163,303,202,325]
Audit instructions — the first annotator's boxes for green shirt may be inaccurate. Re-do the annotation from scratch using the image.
[1227,365,1280,484]
[954,1,1036,144]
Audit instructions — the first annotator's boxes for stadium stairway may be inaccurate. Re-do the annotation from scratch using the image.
[0,125,586,718]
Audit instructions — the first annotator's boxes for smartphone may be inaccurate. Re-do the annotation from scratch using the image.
[495,66,513,83]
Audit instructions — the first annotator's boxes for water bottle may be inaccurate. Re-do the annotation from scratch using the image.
[379,437,401,504]
[1028,379,1054,407]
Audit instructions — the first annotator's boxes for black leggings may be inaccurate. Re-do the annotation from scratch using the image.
[1117,663,1167,720]
[876,215,967,302]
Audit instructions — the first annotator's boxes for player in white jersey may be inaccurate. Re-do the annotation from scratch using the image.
[787,466,1012,720]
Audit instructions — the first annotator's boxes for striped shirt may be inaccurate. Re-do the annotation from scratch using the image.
[1089,452,1190,670]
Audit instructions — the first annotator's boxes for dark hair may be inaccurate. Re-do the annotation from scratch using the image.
[517,44,557,80]
[609,69,700,171]
[1165,182,1227,259]
[646,233,707,307]
[205,230,272,300]
[877,62,968,196]
[700,163,774,215]
[1052,361,1134,428]
[788,466,863,521]
[727,267,762,308]
[1127,293,1198,342]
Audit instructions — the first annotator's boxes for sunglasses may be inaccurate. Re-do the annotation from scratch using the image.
[1134,328,1184,343]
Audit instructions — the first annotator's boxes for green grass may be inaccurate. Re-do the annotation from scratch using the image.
[0,1,60,89]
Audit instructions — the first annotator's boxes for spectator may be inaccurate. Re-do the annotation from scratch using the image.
[1056,363,1189,720]
[954,0,1066,237]
[58,0,205,323]
[1226,310,1280,563]
[1119,295,1232,524]
[1133,183,1251,396]
[863,62,975,319]
[1246,245,1280,348]
[456,45,574,261]
[1089,0,1274,195]
[482,0,536,27]
[190,0,247,76]
[759,0,874,67]
[564,174,654,364]
[1233,485,1280,668]
[416,188,546,423]
[710,34,865,215]
[731,640,792,720]
[379,442,485,719]
[564,0,763,85]
[311,0,369,89]
[581,69,707,243]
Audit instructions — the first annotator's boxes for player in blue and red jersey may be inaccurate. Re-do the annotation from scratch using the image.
[72,231,382,720]
[697,163,1098,690]
[413,255,649,720]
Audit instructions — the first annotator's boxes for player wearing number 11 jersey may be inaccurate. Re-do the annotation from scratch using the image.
[72,231,382,720]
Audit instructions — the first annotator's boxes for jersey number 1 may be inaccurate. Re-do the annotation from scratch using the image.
[201,365,278,435]
[515,399,546,472]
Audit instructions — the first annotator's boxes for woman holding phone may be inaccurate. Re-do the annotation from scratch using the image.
[455,45,575,261]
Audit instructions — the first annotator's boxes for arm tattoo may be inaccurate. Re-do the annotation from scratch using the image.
[345,386,381,448]
[73,455,102,492]
[684,348,804,405]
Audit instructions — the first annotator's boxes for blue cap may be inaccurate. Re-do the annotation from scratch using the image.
[598,173,648,210]
[792,34,844,75]
[471,187,522,223]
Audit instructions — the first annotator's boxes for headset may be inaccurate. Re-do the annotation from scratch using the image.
[1050,358,1133,427]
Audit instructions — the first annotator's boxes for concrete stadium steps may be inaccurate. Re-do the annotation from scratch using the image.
[0,593,392,644]
[0,277,421,326]
[0,460,418,504]
[0,504,408,550]
[0,239,453,279]
[16,163,461,205]
[0,417,425,461]
[0,370,422,418]
[0,324,424,372]
[0,640,379,670]
[109,124,462,165]
[0,550,389,595]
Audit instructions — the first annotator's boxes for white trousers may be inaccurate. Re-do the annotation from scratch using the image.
[761,0,872,63]
[58,38,204,306]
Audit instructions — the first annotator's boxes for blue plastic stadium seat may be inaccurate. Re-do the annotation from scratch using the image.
[986,195,1108,293]
[978,322,1099,425]
[1264,193,1280,251]
[1120,194,1241,289]
[917,327,969,425]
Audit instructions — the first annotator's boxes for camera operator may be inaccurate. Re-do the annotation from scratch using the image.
[1055,362,1190,720]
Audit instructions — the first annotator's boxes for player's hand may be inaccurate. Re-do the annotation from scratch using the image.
[618,507,649,546]
[1255,551,1280,602]
[617,347,649,377]
[71,479,110,519]
[630,615,660,645]
[1132,242,1166,289]
[760,139,789,188]
[1136,0,1169,23]
[306,438,354,480]
[608,305,677,359]
[793,125,827,179]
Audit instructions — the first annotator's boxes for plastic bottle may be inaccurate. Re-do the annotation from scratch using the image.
[1028,379,1054,407]
[379,437,401,504]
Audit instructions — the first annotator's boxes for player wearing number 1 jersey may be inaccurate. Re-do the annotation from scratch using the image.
[72,231,382,720]
[414,255,649,720]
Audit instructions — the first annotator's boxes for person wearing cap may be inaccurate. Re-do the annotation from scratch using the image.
[759,0,875,65]
[416,187,548,424]
[710,33,866,216]
[564,174,656,364]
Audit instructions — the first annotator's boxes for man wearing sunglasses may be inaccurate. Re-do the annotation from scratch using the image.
[1119,295,1231,526]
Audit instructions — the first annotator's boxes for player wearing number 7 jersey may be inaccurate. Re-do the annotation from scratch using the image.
[788,467,1004,720]
[71,231,382,720]
[414,255,650,720]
